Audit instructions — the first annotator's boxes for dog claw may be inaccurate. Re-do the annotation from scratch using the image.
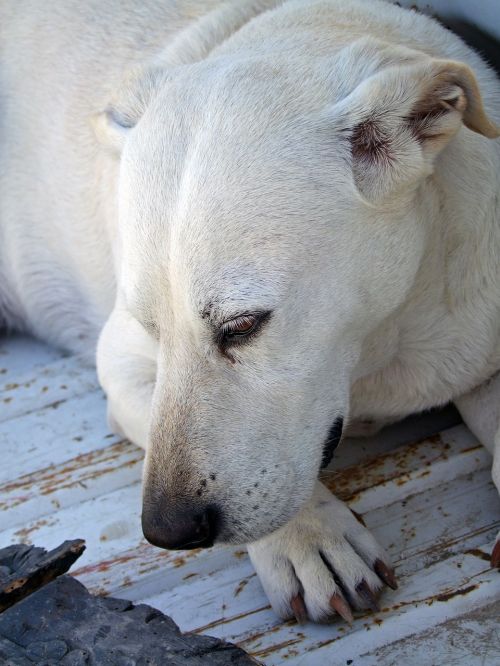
[355,579,380,611]
[329,593,353,624]
[374,558,398,590]
[290,594,308,624]
[491,540,500,569]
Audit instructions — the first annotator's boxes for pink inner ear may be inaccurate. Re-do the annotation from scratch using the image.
[406,84,467,143]
[406,105,449,142]
[351,119,394,164]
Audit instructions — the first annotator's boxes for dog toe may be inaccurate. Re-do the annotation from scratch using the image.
[248,487,396,624]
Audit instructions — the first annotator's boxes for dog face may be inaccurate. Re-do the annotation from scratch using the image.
[98,40,497,546]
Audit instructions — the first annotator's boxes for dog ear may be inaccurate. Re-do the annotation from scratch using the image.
[333,58,499,202]
[92,106,137,154]
[92,67,161,154]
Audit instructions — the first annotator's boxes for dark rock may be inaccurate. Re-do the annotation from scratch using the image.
[0,575,259,665]
[0,540,86,612]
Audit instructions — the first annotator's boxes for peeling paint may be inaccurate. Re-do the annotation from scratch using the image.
[1,336,499,665]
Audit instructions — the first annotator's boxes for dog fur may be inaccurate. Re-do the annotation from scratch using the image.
[1,0,499,621]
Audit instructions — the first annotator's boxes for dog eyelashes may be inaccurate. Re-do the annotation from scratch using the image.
[215,310,272,352]
[221,314,259,338]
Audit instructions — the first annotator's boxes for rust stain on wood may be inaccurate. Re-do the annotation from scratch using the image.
[0,441,143,511]
[72,552,138,576]
[435,583,478,602]
[319,432,474,500]
[234,573,256,597]
[464,548,491,563]
[13,518,52,543]
[251,638,302,659]
[193,605,271,634]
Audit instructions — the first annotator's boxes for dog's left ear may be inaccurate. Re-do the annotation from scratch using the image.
[93,106,137,154]
[92,67,161,154]
[333,58,499,202]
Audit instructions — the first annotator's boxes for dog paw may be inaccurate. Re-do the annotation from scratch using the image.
[247,483,396,623]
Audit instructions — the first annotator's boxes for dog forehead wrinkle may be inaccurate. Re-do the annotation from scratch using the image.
[194,257,286,314]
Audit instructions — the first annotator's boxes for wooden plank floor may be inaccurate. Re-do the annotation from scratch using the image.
[1,334,499,665]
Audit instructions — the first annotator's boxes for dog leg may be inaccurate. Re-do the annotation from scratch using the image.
[96,305,157,450]
[455,372,500,567]
[247,481,396,623]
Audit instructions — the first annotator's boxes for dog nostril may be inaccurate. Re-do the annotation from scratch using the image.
[141,504,220,551]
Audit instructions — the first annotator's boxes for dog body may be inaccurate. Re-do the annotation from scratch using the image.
[1,0,499,621]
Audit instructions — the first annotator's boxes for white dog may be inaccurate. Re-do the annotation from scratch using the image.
[1,0,499,623]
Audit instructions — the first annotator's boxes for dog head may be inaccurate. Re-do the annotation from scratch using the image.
[96,37,498,547]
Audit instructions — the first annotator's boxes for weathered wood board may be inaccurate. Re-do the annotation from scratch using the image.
[1,334,499,665]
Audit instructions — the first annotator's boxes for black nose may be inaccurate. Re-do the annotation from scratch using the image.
[142,504,219,550]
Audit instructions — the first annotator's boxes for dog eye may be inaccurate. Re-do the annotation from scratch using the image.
[223,315,258,337]
[216,311,272,350]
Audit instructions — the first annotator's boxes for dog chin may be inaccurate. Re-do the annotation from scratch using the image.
[217,507,304,546]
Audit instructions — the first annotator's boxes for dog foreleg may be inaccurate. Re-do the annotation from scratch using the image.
[455,371,500,567]
[96,305,157,450]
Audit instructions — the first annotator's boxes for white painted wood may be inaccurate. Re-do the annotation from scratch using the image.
[0,439,144,531]
[1,333,499,665]
[0,390,122,483]
[0,354,99,423]
[0,335,65,378]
